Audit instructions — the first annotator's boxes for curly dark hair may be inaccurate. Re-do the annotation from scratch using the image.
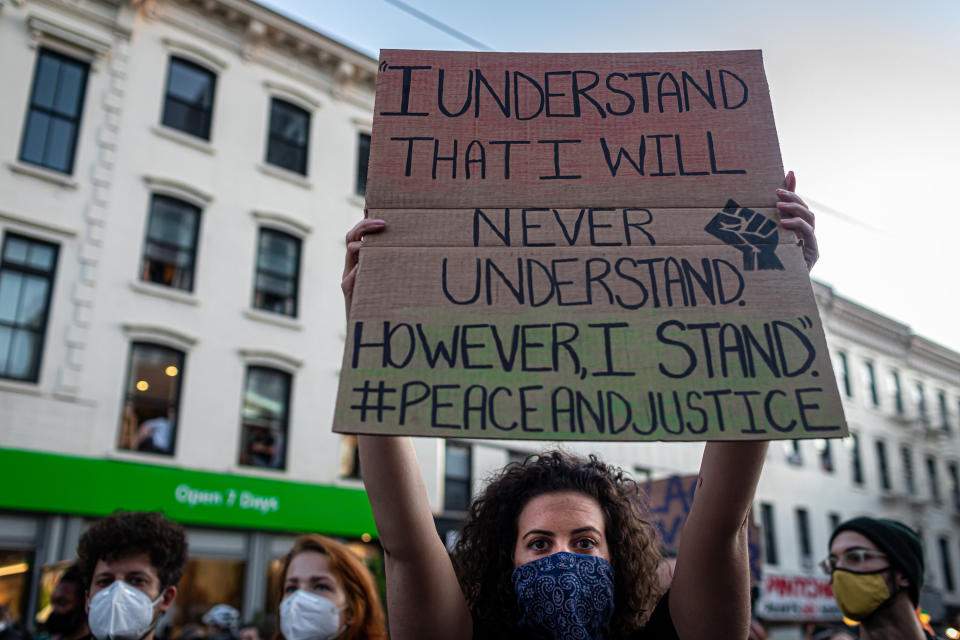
[452,450,663,638]
[77,511,187,589]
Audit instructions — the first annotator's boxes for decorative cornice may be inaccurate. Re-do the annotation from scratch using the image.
[251,210,312,237]
[237,348,303,371]
[263,79,321,111]
[162,36,228,71]
[122,323,199,351]
[142,175,214,207]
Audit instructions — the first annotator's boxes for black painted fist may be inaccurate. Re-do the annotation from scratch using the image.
[705,199,784,271]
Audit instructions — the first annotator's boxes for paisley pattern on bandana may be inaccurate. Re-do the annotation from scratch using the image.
[511,552,615,640]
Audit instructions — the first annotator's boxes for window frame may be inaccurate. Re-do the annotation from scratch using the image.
[161,56,217,141]
[237,365,292,471]
[140,194,203,292]
[443,442,472,513]
[0,232,60,383]
[355,131,371,196]
[265,97,311,176]
[252,228,302,318]
[795,507,812,563]
[18,47,90,175]
[118,341,186,457]
[850,433,864,486]
[760,502,778,566]
[875,439,890,491]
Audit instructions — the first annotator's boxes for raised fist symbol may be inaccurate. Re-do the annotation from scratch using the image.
[705,199,784,271]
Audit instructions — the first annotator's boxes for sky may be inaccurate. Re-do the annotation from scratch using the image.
[263,0,960,352]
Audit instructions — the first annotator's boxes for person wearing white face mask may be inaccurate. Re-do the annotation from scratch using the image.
[76,512,187,640]
[274,535,385,640]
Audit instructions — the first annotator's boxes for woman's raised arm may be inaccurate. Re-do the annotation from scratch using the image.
[669,172,818,638]
[343,219,472,640]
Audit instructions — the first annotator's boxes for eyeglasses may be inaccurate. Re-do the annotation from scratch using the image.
[819,549,888,574]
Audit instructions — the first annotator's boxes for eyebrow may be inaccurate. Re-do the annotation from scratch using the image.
[522,526,603,540]
[830,546,874,555]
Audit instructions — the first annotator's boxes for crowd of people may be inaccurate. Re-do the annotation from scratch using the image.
[3,175,945,639]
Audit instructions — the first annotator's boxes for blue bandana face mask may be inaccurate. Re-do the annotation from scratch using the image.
[511,551,615,640]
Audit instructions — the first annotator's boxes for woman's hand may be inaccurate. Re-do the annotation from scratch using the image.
[342,218,385,320]
[776,171,818,271]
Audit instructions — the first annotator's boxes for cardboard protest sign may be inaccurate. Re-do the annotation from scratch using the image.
[644,474,762,584]
[333,49,847,441]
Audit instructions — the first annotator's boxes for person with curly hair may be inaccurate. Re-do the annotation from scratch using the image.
[273,535,386,640]
[76,511,188,640]
[340,172,819,639]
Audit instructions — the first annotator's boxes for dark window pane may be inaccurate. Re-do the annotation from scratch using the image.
[252,230,299,317]
[239,367,290,469]
[20,113,50,167]
[265,99,309,175]
[162,58,215,139]
[32,55,59,110]
[19,49,88,174]
[0,272,22,323]
[7,329,38,379]
[356,132,370,196]
[54,61,86,117]
[118,343,184,455]
[44,117,75,173]
[0,234,58,382]
[140,196,200,291]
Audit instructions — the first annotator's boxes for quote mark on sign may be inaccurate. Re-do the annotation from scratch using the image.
[797,316,813,330]
[379,61,389,73]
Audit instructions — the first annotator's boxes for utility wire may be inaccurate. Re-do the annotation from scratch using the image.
[383,0,495,51]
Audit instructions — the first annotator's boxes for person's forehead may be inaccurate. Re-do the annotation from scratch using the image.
[517,491,605,531]
[285,550,336,580]
[830,530,880,554]
[93,552,159,578]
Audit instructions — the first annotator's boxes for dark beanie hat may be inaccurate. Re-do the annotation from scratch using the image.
[829,517,924,605]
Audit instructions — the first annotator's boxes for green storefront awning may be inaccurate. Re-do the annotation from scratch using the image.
[0,447,377,539]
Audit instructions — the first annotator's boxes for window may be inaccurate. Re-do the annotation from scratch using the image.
[828,512,841,533]
[508,450,528,466]
[338,435,360,479]
[916,382,928,427]
[162,57,216,140]
[785,439,802,466]
[850,433,863,486]
[118,343,184,455]
[938,390,950,431]
[760,503,778,566]
[444,443,471,512]
[19,49,89,174]
[795,508,812,564]
[864,361,879,407]
[355,132,371,196]
[938,537,955,593]
[238,367,291,470]
[949,462,960,512]
[875,439,890,491]
[836,351,852,397]
[891,370,904,415]
[266,98,310,175]
[253,229,301,317]
[902,446,916,495]
[140,195,201,291]
[0,234,59,382]
[815,439,833,473]
[927,456,941,505]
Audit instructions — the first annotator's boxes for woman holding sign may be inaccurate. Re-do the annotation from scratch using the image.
[341,172,817,640]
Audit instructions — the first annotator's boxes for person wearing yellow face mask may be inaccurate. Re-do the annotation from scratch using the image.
[823,517,931,640]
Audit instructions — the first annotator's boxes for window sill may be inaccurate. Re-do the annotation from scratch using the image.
[243,308,303,331]
[347,194,365,209]
[8,161,79,189]
[0,378,44,397]
[129,279,200,305]
[257,162,312,189]
[106,449,177,463]
[151,125,216,155]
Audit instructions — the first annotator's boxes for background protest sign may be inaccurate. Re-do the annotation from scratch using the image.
[644,474,762,584]
[334,49,847,441]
